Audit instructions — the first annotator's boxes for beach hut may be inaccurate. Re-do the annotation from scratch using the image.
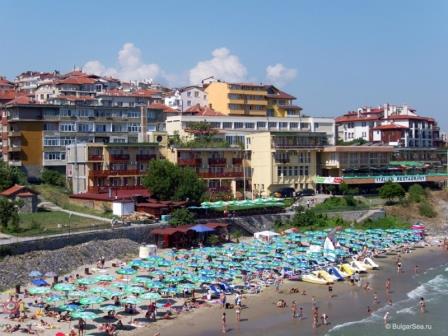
[254,230,280,243]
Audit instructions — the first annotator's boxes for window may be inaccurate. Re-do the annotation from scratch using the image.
[223,122,232,129]
[234,122,244,129]
[362,122,366,127]
[279,122,288,129]
[112,124,126,132]
[187,100,191,106]
[245,122,255,129]
[314,122,319,129]
[112,138,126,143]
[304,166,309,176]
[128,123,140,132]
[127,110,140,118]
[256,121,266,129]
[78,123,93,132]
[60,123,76,132]
[95,124,107,132]
[362,131,367,138]
[268,122,277,129]
[194,91,199,97]
[210,122,221,128]
[44,137,59,146]
[43,123,58,131]
[293,166,298,176]
[277,166,282,177]
[187,91,191,97]
[290,122,298,129]
[44,152,65,160]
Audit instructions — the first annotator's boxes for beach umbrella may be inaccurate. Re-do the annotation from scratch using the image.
[28,287,51,295]
[88,287,109,295]
[190,224,215,233]
[132,276,150,284]
[29,271,42,278]
[94,275,115,282]
[58,304,83,312]
[101,305,122,312]
[79,296,105,305]
[111,282,128,289]
[101,290,123,299]
[116,268,137,275]
[121,296,142,305]
[76,277,98,285]
[71,311,98,320]
[44,295,64,304]
[68,290,88,298]
[140,292,161,301]
[124,286,147,295]
[54,283,76,292]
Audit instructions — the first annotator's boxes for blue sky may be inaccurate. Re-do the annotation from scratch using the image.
[1,0,447,129]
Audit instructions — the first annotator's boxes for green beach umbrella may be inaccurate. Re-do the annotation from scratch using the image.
[58,304,83,312]
[116,268,137,275]
[124,286,147,295]
[71,311,98,320]
[76,277,98,285]
[68,290,88,298]
[44,295,63,303]
[88,287,109,295]
[28,287,51,295]
[54,283,76,292]
[79,296,105,305]
[94,274,115,282]
[101,305,122,311]
[101,290,123,299]
[140,292,161,301]
[121,296,142,305]
[111,282,128,289]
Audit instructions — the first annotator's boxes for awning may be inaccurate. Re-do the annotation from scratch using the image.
[190,224,215,233]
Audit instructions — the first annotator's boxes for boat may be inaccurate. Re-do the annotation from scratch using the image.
[339,263,355,276]
[302,273,331,285]
[350,260,368,273]
[312,270,335,284]
[363,257,379,269]
[328,267,347,280]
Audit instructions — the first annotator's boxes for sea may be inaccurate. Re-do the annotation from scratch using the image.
[326,262,448,336]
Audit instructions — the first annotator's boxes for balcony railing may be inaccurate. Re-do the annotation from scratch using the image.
[88,185,144,193]
[178,158,202,166]
[136,154,156,161]
[110,154,130,161]
[199,171,244,178]
[8,131,21,137]
[232,158,243,165]
[90,169,141,177]
[88,154,103,161]
[208,158,227,165]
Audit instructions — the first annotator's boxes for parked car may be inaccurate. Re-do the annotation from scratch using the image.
[273,187,296,198]
[296,189,315,197]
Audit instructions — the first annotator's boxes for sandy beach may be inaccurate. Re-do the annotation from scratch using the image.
[1,236,446,336]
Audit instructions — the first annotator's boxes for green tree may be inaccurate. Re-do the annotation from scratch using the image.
[168,208,195,226]
[0,161,27,192]
[41,169,66,187]
[379,182,405,203]
[408,184,426,203]
[0,198,20,231]
[143,160,206,202]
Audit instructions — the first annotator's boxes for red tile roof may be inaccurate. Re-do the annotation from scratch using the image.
[185,104,224,116]
[0,184,38,197]
[57,76,96,85]
[6,94,33,105]
[0,90,15,102]
[98,89,161,98]
[54,95,95,101]
[335,116,380,123]
[372,123,409,130]
[70,188,150,202]
[148,102,177,113]
[387,115,435,122]
[267,90,296,100]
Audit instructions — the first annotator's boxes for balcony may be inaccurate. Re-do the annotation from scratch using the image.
[199,171,244,179]
[90,169,141,177]
[136,154,156,161]
[178,158,202,166]
[208,158,227,165]
[232,158,243,165]
[88,154,103,161]
[88,185,144,193]
[110,154,130,162]
[8,146,21,152]
[8,160,22,166]
[8,131,21,137]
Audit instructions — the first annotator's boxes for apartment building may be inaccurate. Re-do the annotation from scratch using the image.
[66,142,161,194]
[247,131,328,197]
[336,104,440,148]
[164,86,208,111]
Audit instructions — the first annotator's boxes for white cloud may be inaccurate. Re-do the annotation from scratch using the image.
[189,47,247,84]
[266,63,297,87]
[83,43,161,82]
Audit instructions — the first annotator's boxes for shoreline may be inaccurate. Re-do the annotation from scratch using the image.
[133,245,447,336]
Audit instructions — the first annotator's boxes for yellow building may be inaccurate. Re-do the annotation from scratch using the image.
[247,131,327,197]
[205,81,268,116]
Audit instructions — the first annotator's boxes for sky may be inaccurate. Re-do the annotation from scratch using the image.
[1,0,447,129]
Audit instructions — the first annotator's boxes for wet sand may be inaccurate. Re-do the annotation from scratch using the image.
[135,246,448,336]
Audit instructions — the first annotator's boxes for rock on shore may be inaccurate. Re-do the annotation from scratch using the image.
[0,239,140,291]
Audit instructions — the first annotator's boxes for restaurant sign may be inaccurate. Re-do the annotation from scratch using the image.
[374,175,427,184]
[315,176,344,184]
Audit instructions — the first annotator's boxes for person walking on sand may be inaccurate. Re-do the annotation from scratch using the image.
[419,297,426,313]
[235,305,241,322]
[414,265,419,274]
[397,261,402,273]
[221,312,227,333]
[373,292,379,304]
[78,318,86,336]
[297,306,304,320]
[291,300,297,319]
[385,278,391,293]
[384,312,390,325]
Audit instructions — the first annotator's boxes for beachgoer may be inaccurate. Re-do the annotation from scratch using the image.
[367,306,371,314]
[414,265,419,274]
[291,300,297,319]
[419,297,426,313]
[100,256,105,268]
[221,312,227,333]
[397,261,402,273]
[373,292,379,304]
[383,312,390,325]
[235,305,241,322]
[328,285,333,298]
[78,318,86,336]
[220,292,226,309]
[311,296,317,308]
[386,278,391,292]
[298,307,304,320]
[321,313,328,325]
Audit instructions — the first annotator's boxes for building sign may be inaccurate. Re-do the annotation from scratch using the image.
[374,175,427,184]
[315,176,344,184]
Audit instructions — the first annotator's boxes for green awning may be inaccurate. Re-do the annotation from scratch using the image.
[389,161,425,168]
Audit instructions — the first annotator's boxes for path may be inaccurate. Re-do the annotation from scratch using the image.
[39,202,112,223]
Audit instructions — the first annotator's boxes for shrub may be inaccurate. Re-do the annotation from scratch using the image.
[408,184,426,203]
[206,234,220,246]
[379,182,405,203]
[41,169,66,187]
[419,201,437,218]
[169,208,195,226]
